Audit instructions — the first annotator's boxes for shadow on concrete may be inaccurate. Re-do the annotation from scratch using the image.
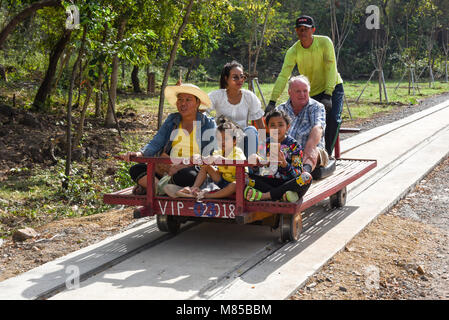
[14,222,162,299]
[11,202,358,300]
[225,204,359,287]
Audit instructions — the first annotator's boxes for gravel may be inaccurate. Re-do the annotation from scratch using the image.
[291,92,449,300]
[341,92,449,139]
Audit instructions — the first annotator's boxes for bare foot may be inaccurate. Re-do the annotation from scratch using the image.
[176,187,195,198]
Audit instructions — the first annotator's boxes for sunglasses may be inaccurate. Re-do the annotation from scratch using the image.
[231,74,247,81]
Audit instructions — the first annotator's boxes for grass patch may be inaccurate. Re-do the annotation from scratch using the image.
[0,159,135,237]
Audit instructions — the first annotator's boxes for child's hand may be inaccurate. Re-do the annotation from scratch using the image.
[213,155,226,164]
[190,186,200,196]
[278,149,287,168]
[192,154,203,165]
[248,154,263,166]
[118,151,142,162]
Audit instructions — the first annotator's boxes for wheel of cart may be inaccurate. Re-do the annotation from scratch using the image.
[280,212,302,242]
[104,128,376,242]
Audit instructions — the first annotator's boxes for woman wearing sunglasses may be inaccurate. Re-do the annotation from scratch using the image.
[208,61,265,157]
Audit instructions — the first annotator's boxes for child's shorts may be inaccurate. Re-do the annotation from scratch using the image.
[216,177,231,189]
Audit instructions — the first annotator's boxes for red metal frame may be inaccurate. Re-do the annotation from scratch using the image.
[335,128,361,159]
[103,156,377,223]
[103,130,377,223]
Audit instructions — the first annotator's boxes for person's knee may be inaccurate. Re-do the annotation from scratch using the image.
[244,125,258,135]
[172,167,198,187]
[129,163,146,182]
[244,126,259,157]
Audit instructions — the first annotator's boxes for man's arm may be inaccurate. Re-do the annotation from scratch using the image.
[303,125,323,171]
[270,44,298,103]
[254,118,265,130]
[322,37,339,96]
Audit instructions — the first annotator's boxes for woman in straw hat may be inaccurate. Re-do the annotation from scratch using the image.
[119,83,216,195]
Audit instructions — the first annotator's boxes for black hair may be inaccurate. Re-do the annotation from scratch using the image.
[219,60,244,89]
[216,115,242,141]
[265,109,291,126]
[216,116,237,133]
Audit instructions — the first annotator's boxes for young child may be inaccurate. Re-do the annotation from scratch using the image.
[177,120,246,199]
[245,109,312,202]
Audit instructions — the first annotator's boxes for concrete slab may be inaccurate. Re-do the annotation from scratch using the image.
[0,219,163,300]
[51,223,278,300]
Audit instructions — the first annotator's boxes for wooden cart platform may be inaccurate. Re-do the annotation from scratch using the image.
[103,157,376,241]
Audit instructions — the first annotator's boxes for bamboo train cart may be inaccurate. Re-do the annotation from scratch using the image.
[104,128,376,242]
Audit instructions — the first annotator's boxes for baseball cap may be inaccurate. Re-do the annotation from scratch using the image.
[295,15,314,28]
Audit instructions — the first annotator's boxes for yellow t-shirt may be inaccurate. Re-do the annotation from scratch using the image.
[170,123,200,158]
[213,146,246,182]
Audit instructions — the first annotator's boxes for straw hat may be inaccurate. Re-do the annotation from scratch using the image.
[165,83,211,112]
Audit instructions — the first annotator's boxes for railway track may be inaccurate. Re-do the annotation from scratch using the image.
[1,100,448,300]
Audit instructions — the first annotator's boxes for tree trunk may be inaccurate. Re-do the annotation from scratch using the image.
[378,69,383,103]
[252,0,275,76]
[95,75,103,117]
[185,58,196,81]
[33,29,72,110]
[73,81,93,149]
[146,66,155,95]
[0,0,62,49]
[63,26,87,189]
[95,25,108,118]
[157,0,195,129]
[131,65,141,93]
[121,61,126,88]
[105,17,127,128]
[52,46,73,92]
[248,43,253,91]
[445,57,448,83]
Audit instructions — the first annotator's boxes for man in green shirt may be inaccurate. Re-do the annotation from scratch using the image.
[266,15,344,156]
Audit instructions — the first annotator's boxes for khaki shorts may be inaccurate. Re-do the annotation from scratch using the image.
[318,148,329,167]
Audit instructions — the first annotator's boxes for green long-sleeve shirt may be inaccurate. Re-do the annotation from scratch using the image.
[270,35,343,101]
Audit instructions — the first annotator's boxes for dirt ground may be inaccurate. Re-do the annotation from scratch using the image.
[0,208,136,282]
[291,156,449,300]
[1,94,448,300]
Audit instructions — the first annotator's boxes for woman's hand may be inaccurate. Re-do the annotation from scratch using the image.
[119,151,142,162]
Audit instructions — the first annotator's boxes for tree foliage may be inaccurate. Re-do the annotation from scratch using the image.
[1,0,448,115]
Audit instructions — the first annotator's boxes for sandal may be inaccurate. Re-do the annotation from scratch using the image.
[245,187,263,202]
[156,174,172,195]
[283,191,299,203]
[244,186,252,199]
[132,185,146,195]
